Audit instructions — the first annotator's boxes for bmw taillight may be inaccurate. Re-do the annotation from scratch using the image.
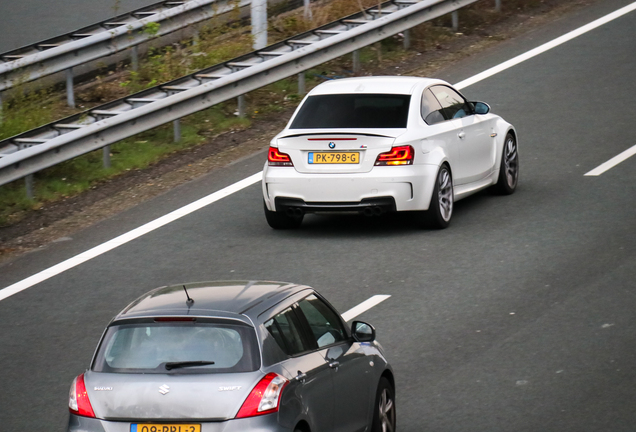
[69,373,96,418]
[235,373,289,418]
[375,145,415,166]
[268,147,293,166]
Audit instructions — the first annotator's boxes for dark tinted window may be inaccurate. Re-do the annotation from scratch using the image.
[430,85,472,120]
[298,295,346,348]
[92,320,259,373]
[290,94,411,129]
[421,88,445,125]
[264,306,309,356]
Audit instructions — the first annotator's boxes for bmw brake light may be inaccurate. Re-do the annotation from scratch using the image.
[235,373,289,418]
[375,145,414,166]
[69,373,96,418]
[268,147,293,166]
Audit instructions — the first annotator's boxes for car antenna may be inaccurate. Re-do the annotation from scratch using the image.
[183,285,194,306]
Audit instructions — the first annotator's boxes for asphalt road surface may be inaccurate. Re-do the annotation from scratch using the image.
[1,0,636,430]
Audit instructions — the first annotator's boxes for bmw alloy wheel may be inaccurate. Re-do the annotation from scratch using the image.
[438,167,453,222]
[503,135,518,189]
[495,132,519,195]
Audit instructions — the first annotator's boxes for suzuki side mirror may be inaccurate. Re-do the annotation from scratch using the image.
[352,321,376,342]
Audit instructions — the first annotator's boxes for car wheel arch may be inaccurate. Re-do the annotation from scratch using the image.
[495,127,517,169]
[380,369,395,392]
[494,123,517,160]
[439,161,453,187]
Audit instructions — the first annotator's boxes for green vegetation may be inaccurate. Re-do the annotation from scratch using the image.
[0,0,561,227]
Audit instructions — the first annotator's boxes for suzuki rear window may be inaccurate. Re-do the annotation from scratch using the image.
[92,320,259,373]
[290,94,411,129]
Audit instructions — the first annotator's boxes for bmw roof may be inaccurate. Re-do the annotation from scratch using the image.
[115,280,311,321]
[308,76,446,96]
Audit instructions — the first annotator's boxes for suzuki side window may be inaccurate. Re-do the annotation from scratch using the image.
[264,306,309,356]
[297,295,346,348]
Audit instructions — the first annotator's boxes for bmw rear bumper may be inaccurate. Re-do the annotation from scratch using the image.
[263,164,438,212]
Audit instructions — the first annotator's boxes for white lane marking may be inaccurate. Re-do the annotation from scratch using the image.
[454,2,636,90]
[2,3,636,301]
[341,295,391,322]
[0,172,262,302]
[584,144,636,176]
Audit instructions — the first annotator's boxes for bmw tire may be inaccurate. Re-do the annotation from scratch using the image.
[423,164,453,229]
[495,132,519,195]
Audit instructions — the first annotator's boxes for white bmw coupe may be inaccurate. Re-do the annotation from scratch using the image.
[262,76,518,229]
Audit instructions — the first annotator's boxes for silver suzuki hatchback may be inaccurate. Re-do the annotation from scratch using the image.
[68,281,395,432]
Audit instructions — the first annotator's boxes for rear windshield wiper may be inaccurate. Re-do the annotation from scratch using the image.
[165,361,215,370]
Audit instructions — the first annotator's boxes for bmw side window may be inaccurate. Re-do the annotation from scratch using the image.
[430,85,471,120]
[264,307,308,356]
[297,295,346,348]
[421,88,445,125]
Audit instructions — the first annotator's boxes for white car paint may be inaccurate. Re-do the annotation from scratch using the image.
[2,0,631,298]
[262,76,516,220]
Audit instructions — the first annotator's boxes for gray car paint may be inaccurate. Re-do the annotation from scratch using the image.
[68,281,393,432]
[85,371,263,420]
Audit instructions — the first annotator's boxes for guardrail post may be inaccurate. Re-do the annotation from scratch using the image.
[352,50,360,73]
[66,68,75,108]
[25,174,34,199]
[103,146,111,168]
[403,29,411,50]
[495,0,501,12]
[303,0,312,21]
[131,46,139,72]
[251,0,268,50]
[0,91,3,123]
[298,72,306,96]
[237,95,246,118]
[173,119,181,142]
[452,10,459,32]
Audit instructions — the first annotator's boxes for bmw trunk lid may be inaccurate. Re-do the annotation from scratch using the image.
[276,130,405,174]
[84,371,262,420]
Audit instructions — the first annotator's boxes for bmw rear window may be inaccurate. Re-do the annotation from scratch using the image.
[92,319,260,373]
[290,94,411,129]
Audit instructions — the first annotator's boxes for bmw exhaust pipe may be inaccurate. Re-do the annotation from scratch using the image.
[285,207,304,217]
[363,206,385,217]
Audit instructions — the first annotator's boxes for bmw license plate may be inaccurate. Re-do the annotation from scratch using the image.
[308,152,359,164]
[131,424,200,432]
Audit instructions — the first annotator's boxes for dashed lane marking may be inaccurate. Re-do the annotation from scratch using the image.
[3,2,636,301]
[584,144,636,176]
[342,295,391,322]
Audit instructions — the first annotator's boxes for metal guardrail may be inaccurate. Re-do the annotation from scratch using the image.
[0,0,478,187]
[0,0,251,93]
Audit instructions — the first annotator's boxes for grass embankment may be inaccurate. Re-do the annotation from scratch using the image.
[0,0,550,227]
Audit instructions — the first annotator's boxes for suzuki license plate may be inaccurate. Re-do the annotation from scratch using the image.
[131,424,200,432]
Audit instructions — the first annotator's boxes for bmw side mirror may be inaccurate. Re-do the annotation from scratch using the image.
[473,102,490,115]
[352,321,376,342]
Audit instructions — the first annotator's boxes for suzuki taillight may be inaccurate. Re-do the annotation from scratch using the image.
[268,147,293,166]
[375,145,415,166]
[235,373,288,418]
[69,373,96,418]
